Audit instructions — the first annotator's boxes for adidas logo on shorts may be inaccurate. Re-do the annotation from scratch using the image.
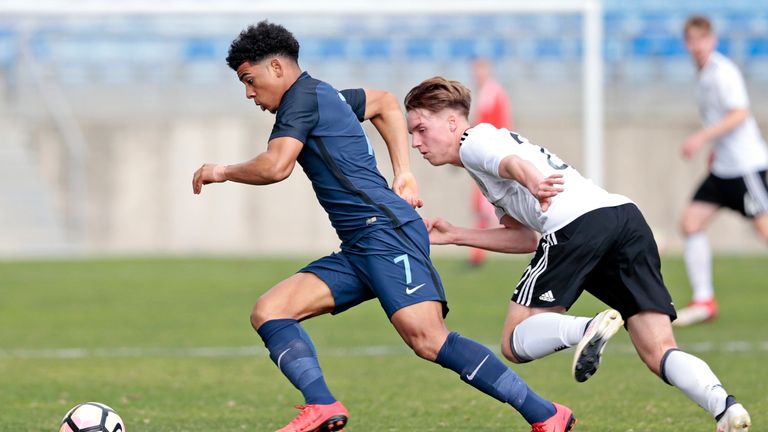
[539,290,556,302]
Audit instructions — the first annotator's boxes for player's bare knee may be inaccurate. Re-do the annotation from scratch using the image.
[249,302,266,331]
[250,296,280,330]
[680,219,701,236]
[415,340,442,362]
[404,333,442,361]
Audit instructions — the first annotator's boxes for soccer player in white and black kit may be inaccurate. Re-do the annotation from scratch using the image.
[404,76,752,432]
[677,15,768,327]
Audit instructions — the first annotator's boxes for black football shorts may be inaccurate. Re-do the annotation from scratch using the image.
[512,204,677,321]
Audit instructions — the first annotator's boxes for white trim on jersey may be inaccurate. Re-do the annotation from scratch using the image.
[743,172,768,215]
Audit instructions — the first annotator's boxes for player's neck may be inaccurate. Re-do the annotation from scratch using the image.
[451,125,471,167]
[696,51,713,70]
[282,67,303,89]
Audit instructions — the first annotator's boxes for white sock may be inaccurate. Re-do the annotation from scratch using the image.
[511,313,590,361]
[684,232,714,302]
[662,349,728,418]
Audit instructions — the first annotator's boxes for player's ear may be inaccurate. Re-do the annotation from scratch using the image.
[447,113,457,132]
[269,58,283,78]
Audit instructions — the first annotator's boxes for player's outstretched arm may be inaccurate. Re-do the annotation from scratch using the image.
[362,89,423,208]
[424,215,538,254]
[682,108,749,159]
[192,137,303,194]
[498,155,564,212]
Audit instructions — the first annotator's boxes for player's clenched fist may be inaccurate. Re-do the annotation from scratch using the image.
[423,217,455,245]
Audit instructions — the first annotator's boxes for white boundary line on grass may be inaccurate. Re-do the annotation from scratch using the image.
[2,341,768,360]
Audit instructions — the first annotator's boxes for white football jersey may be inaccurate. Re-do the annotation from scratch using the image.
[697,52,768,178]
[459,124,632,235]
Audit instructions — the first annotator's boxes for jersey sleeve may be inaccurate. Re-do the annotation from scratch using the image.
[461,125,518,177]
[340,88,366,122]
[269,85,320,144]
[717,63,750,110]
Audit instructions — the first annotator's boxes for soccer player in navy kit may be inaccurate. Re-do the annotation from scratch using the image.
[192,21,573,432]
[404,76,751,432]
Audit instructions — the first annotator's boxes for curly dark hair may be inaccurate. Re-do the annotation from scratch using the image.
[226,20,300,70]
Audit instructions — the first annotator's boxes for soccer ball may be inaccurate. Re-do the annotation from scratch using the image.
[59,402,125,432]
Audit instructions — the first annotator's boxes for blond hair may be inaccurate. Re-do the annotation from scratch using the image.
[404,76,471,118]
[684,15,713,37]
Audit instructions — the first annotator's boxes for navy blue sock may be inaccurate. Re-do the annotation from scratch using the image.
[435,332,555,424]
[257,319,336,405]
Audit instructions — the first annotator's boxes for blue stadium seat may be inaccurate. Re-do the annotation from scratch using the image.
[449,39,476,59]
[361,38,391,60]
[0,29,18,67]
[183,38,219,61]
[631,36,686,58]
[535,38,565,59]
[404,39,434,60]
[746,38,768,58]
[3,4,767,84]
[603,11,627,34]
[318,38,347,59]
[469,16,498,35]
[717,39,733,57]
[722,12,755,34]
[30,35,51,60]
[640,11,676,35]
[489,38,510,60]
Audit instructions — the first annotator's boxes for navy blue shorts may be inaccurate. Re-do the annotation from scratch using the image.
[300,220,448,318]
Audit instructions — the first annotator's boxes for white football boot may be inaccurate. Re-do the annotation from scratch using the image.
[716,402,751,432]
[572,309,623,382]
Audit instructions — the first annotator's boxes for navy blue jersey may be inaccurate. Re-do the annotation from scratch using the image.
[269,72,421,246]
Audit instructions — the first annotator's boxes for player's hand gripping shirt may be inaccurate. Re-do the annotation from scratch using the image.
[697,52,768,177]
[459,123,631,235]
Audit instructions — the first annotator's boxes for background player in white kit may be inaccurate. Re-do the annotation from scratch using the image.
[403,76,752,431]
[677,15,768,327]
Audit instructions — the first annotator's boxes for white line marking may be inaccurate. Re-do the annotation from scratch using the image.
[1,341,767,360]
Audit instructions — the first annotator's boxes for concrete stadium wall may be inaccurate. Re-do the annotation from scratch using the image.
[4,80,768,257]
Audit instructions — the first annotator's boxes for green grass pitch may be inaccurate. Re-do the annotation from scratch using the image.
[1,256,765,431]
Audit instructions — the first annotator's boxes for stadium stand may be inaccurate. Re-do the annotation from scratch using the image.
[2,0,768,255]
[0,1,767,86]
